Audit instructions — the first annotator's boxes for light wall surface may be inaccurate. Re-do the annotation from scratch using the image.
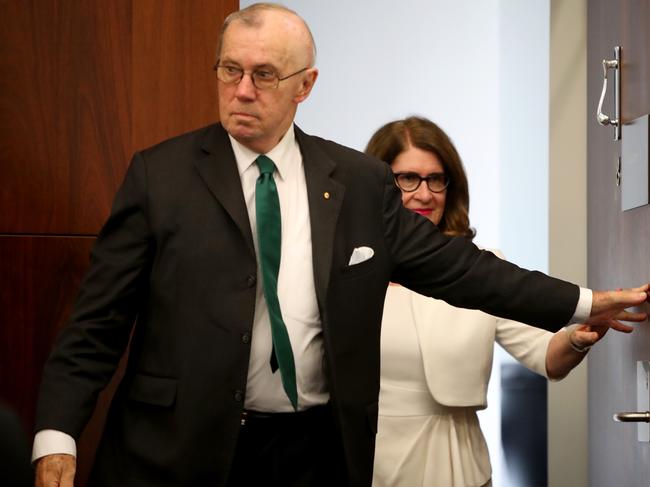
[242,0,504,247]
[548,1,588,486]
[497,0,550,273]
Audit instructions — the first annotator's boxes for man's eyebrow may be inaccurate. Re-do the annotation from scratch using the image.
[253,64,278,72]
[219,57,241,66]
[219,58,279,72]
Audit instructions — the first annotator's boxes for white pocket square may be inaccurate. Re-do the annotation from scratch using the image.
[348,246,374,266]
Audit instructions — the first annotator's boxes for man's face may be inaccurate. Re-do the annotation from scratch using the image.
[217,14,316,154]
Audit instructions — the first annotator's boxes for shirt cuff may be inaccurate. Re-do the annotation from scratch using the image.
[32,430,77,463]
[569,287,592,324]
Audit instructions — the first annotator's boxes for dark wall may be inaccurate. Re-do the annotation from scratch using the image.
[0,1,238,485]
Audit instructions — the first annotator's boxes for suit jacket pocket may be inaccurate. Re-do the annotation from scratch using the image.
[340,258,375,280]
[128,373,178,407]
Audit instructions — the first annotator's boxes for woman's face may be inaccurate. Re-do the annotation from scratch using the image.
[391,145,447,225]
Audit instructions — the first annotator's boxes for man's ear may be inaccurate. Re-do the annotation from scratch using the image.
[294,68,319,104]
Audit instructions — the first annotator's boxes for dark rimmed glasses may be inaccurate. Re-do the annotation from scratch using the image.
[213,62,310,90]
[393,172,449,193]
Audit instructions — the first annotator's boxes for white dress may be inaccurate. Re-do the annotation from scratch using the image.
[373,281,553,487]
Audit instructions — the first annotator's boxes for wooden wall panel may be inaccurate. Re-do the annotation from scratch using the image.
[0,0,238,235]
[132,0,238,149]
[0,236,95,429]
[0,0,132,235]
[0,235,128,487]
[0,1,239,485]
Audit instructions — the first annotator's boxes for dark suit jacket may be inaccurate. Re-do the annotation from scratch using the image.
[0,402,33,487]
[36,123,578,486]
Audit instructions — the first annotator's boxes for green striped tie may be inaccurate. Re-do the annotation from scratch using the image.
[255,155,298,411]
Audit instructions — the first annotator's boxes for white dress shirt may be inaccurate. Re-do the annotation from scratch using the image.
[229,124,328,412]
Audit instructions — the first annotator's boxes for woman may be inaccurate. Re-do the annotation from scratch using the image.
[365,116,619,487]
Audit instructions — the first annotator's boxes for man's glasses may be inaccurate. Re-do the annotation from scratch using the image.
[214,63,309,90]
[393,172,449,193]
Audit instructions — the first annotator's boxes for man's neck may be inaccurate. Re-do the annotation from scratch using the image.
[229,125,296,157]
[232,130,292,155]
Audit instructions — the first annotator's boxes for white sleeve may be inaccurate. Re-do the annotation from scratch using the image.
[32,430,77,463]
[495,317,553,378]
[570,287,592,323]
[488,248,553,377]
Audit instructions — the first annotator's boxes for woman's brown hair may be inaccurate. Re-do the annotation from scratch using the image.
[365,116,475,239]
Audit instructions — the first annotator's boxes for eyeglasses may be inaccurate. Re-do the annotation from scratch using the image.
[213,62,310,90]
[393,172,449,193]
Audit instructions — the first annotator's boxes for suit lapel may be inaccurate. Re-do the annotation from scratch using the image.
[295,127,345,312]
[194,124,256,259]
[193,123,344,304]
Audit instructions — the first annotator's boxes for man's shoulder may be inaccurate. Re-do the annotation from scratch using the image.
[295,127,387,173]
[298,130,369,160]
[138,122,226,160]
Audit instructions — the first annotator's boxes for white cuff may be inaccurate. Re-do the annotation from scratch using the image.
[569,287,592,324]
[32,429,77,463]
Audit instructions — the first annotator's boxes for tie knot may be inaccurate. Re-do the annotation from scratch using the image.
[256,155,276,176]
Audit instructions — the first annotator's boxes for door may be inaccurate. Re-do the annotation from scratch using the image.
[587,1,650,485]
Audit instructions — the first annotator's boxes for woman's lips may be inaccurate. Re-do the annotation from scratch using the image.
[412,209,433,216]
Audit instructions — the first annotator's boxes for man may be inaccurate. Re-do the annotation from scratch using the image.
[33,3,648,487]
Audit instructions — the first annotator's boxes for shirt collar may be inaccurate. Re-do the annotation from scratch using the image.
[228,124,297,180]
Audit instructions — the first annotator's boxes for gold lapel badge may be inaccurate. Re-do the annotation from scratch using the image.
[323,192,330,200]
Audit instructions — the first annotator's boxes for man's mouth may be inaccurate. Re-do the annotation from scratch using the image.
[232,111,256,119]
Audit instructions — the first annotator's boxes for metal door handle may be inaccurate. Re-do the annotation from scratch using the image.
[613,411,650,423]
[596,46,621,140]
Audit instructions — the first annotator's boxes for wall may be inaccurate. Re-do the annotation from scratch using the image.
[548,1,588,487]
[498,0,550,273]
[0,2,239,485]
[241,0,504,247]
[497,2,552,483]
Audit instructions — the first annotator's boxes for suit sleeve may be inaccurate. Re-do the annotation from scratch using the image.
[381,165,580,331]
[35,152,152,438]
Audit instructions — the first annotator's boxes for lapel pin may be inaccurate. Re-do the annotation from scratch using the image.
[323,192,330,199]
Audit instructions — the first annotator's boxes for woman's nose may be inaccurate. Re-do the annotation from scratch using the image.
[413,180,433,201]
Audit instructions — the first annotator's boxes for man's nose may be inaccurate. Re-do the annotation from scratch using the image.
[235,73,257,100]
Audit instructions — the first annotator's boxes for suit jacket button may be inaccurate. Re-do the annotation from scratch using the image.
[246,274,256,287]
[241,332,251,344]
[234,390,244,402]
